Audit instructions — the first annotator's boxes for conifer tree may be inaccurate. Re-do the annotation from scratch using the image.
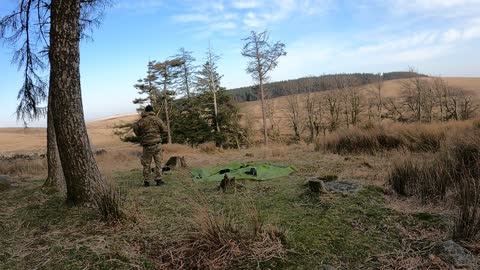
[196,46,223,133]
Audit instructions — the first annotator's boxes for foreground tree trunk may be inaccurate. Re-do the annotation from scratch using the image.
[43,91,65,192]
[49,0,105,205]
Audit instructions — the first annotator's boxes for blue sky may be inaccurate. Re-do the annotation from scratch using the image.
[1,0,480,127]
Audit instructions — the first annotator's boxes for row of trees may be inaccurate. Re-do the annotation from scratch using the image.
[120,31,287,146]
[229,72,426,102]
[276,74,478,143]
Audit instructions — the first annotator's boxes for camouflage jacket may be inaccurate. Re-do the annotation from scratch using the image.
[133,112,167,146]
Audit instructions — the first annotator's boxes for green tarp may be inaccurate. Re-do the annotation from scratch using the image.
[191,162,297,182]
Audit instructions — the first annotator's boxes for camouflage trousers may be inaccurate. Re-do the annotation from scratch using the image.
[141,143,162,181]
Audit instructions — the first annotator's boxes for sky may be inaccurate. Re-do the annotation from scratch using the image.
[1,0,480,127]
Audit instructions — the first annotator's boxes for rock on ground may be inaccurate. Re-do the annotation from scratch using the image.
[324,181,362,193]
[0,175,11,191]
[436,240,477,269]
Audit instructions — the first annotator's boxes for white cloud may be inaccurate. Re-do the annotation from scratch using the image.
[173,14,211,23]
[172,0,335,34]
[232,0,261,9]
[443,29,462,42]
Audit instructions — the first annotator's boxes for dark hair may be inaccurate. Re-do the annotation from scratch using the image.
[145,105,154,112]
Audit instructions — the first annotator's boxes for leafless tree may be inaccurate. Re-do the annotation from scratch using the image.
[242,30,286,145]
[324,90,341,131]
[285,89,303,141]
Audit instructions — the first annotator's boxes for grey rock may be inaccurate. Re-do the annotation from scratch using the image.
[437,240,477,268]
[321,264,335,270]
[0,175,11,191]
[324,180,362,193]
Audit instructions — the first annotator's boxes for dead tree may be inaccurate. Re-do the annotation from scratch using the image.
[242,30,286,145]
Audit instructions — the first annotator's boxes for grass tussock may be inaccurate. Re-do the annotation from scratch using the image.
[0,159,47,176]
[198,142,221,154]
[155,201,286,269]
[93,180,126,222]
[388,129,480,240]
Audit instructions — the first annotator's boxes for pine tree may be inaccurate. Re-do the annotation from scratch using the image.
[173,48,197,101]
[133,61,161,110]
[196,46,223,133]
[153,59,183,144]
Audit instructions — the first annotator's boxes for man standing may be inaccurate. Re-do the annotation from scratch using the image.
[133,105,167,187]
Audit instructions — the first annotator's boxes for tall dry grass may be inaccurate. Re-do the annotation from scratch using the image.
[315,121,473,154]
[0,159,47,176]
[388,126,480,240]
[155,200,286,269]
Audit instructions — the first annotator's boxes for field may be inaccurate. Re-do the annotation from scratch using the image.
[1,77,479,269]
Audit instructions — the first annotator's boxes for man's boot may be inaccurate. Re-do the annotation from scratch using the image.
[155,178,165,186]
[144,181,150,187]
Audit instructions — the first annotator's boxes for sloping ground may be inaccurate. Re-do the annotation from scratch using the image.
[238,77,480,138]
[0,114,139,155]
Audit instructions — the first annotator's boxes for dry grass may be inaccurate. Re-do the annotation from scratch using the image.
[154,200,286,269]
[387,127,480,240]
[315,121,472,154]
[0,159,47,177]
[93,179,126,222]
[198,142,222,154]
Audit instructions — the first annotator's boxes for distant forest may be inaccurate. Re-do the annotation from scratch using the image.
[228,71,427,102]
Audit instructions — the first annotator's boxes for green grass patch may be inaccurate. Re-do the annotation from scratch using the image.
[0,168,448,269]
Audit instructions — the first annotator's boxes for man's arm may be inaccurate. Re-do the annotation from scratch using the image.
[133,122,142,137]
[157,118,167,132]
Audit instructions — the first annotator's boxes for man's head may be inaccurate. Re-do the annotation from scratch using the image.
[145,105,154,112]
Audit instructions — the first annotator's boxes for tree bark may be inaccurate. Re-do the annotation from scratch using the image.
[259,78,268,145]
[49,0,105,205]
[43,90,65,192]
[212,91,220,132]
[163,81,172,144]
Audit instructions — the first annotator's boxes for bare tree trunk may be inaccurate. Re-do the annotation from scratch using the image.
[212,91,220,132]
[43,91,65,192]
[163,82,172,144]
[50,0,105,205]
[259,78,268,145]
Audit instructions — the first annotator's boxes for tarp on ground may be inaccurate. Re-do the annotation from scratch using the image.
[191,162,297,182]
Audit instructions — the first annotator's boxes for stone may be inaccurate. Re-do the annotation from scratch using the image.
[321,264,335,270]
[324,180,362,194]
[436,240,477,268]
[0,175,11,192]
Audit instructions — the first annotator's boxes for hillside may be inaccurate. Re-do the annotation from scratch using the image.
[238,77,480,138]
[228,71,427,102]
[1,77,479,154]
